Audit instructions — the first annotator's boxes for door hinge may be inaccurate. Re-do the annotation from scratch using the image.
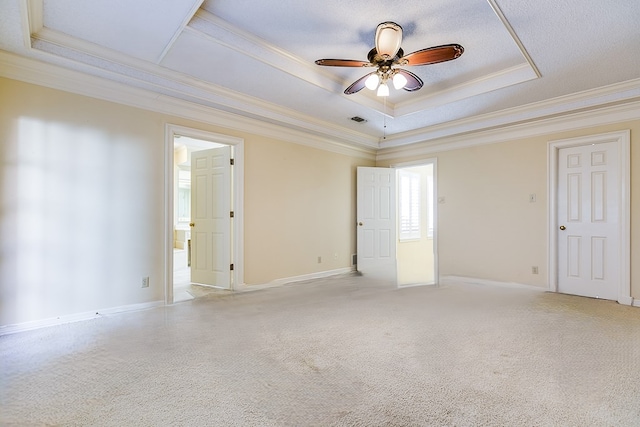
[230,264,234,271]
[230,158,234,166]
[230,211,235,218]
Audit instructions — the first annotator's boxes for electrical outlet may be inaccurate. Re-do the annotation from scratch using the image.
[532,266,539,275]
[317,256,322,263]
[334,253,338,260]
[141,276,150,288]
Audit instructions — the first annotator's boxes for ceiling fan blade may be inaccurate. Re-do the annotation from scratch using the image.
[344,72,375,95]
[402,44,464,66]
[315,59,372,67]
[396,69,423,92]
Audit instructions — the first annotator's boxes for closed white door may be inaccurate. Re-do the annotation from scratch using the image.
[557,142,619,300]
[190,146,232,289]
[357,167,397,282]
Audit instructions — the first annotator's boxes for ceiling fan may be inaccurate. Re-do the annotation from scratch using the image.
[315,22,464,97]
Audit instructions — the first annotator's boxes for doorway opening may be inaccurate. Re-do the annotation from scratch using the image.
[165,124,244,304]
[395,160,437,287]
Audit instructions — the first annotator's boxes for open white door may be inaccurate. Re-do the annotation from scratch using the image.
[190,146,232,289]
[356,167,397,283]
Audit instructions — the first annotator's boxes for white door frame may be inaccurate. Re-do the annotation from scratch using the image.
[547,130,631,305]
[164,124,245,304]
[391,158,439,286]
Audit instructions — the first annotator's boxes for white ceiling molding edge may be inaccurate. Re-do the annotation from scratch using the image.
[157,0,205,64]
[0,51,376,160]
[28,27,378,149]
[376,98,640,162]
[486,0,541,78]
[379,77,640,148]
[22,0,43,41]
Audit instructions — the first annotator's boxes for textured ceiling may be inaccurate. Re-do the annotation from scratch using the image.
[1,0,639,150]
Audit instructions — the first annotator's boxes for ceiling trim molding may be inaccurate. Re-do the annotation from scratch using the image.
[156,0,205,64]
[379,77,640,148]
[21,0,43,47]
[487,0,541,78]
[376,98,640,161]
[0,50,376,160]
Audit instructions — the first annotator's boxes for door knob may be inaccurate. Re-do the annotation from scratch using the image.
[358,222,363,226]
[189,222,195,227]
[559,225,566,230]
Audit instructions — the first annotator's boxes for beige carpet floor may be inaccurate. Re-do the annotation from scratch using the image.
[2,274,640,426]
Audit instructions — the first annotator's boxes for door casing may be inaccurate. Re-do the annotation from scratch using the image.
[548,130,631,305]
[164,124,244,304]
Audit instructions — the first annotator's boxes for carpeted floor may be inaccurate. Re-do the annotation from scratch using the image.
[2,274,640,426]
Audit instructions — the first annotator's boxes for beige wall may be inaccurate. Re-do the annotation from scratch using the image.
[244,137,373,283]
[0,77,373,326]
[379,121,640,299]
[2,75,637,327]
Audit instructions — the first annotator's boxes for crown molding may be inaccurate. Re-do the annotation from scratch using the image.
[28,27,379,149]
[3,48,637,163]
[0,51,376,160]
[379,76,640,150]
[376,97,640,161]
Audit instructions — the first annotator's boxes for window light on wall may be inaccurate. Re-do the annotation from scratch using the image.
[398,169,421,240]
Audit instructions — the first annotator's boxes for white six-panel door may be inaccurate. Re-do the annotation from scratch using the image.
[557,142,619,300]
[357,167,397,282]
[190,146,232,289]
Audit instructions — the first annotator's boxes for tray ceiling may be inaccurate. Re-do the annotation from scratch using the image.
[1,0,639,151]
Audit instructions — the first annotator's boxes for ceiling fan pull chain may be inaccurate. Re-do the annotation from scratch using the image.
[383,97,387,140]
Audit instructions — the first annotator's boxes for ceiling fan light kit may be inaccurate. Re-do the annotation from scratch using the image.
[375,22,403,59]
[316,21,464,97]
[377,83,390,97]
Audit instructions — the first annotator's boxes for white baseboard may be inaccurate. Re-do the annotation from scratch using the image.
[442,276,639,308]
[618,296,634,306]
[0,300,165,336]
[236,267,356,292]
[440,275,547,292]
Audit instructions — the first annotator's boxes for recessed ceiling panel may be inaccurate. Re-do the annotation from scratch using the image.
[42,0,203,63]
[201,0,534,109]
